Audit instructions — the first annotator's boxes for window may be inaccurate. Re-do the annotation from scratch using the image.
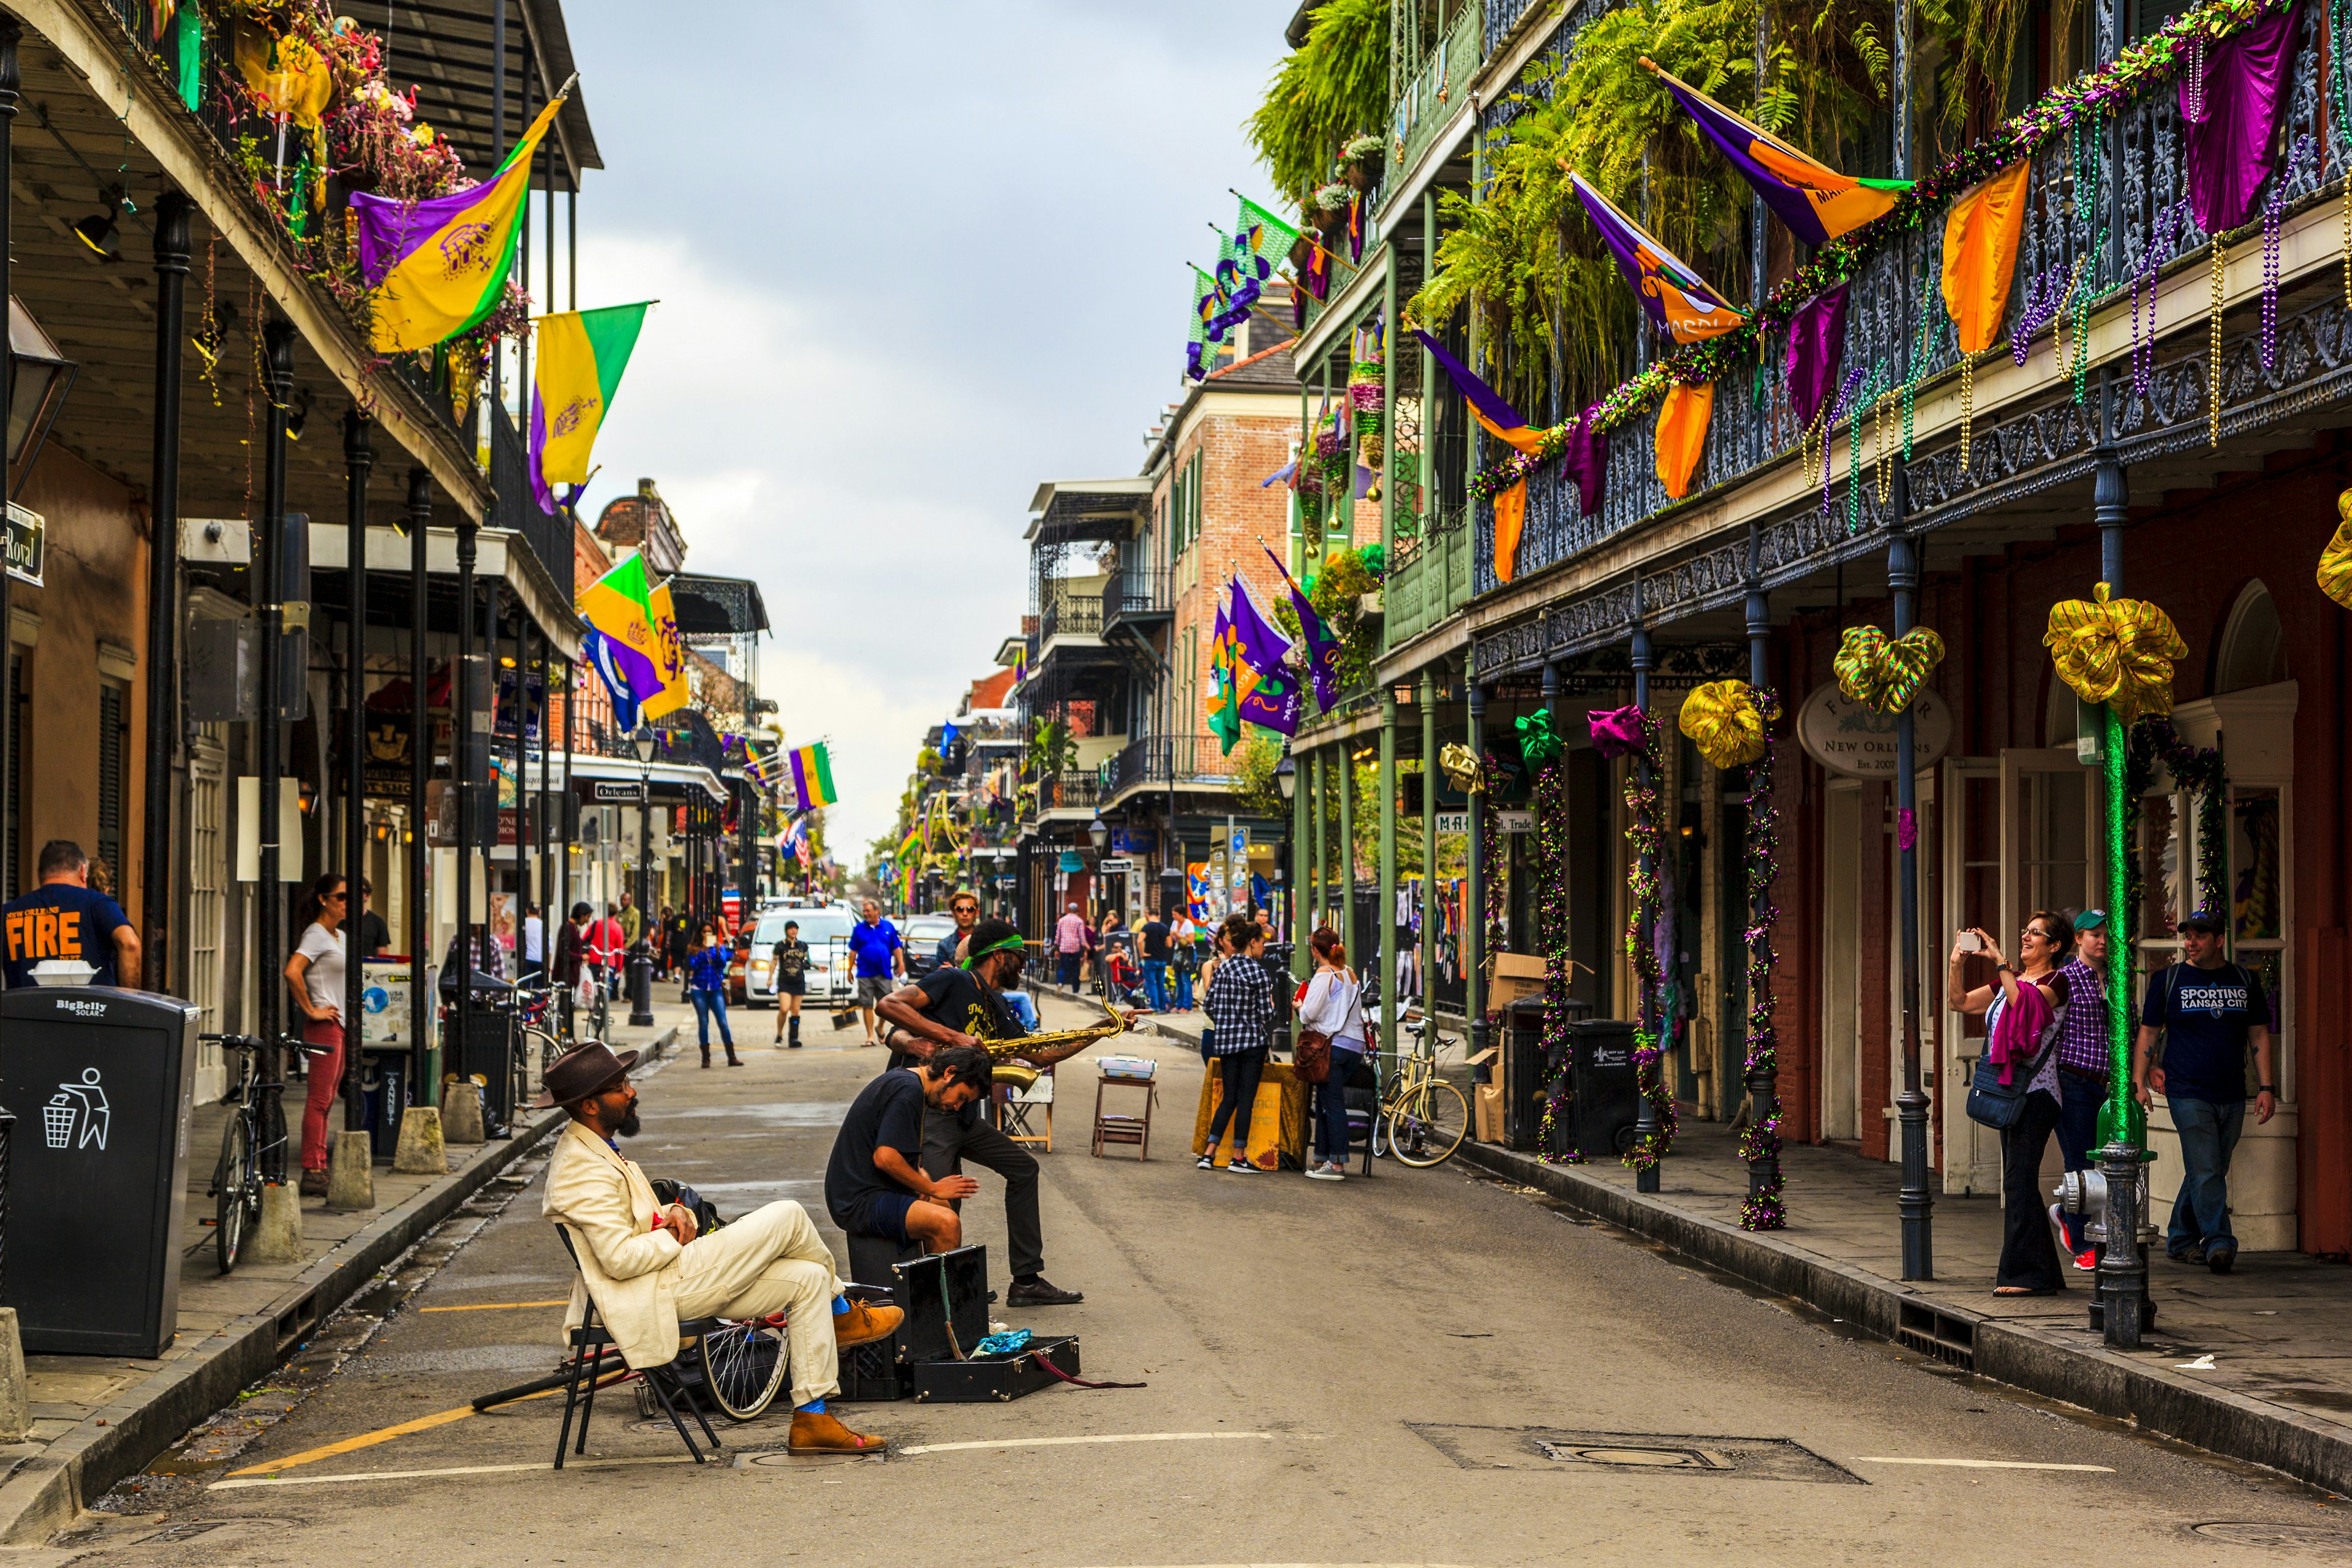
[2215,581,2288,693]
[98,683,127,887]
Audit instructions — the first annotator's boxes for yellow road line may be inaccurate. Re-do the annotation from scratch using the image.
[417,1300,571,1313]
[214,1453,706,1489]
[228,1405,484,1476]
[895,1431,1276,1458]
[1853,1457,2115,1472]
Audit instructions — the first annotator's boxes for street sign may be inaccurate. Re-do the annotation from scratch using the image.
[6,502,44,586]
[590,778,645,802]
[1097,857,1133,873]
[1435,811,1534,834]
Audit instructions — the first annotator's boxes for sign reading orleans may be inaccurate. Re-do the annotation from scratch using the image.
[1795,682,1951,780]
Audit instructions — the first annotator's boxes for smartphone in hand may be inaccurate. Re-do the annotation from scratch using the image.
[1955,930,1983,952]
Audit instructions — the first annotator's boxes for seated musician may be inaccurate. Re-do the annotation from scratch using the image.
[538,1042,902,1453]
[876,919,1109,1307]
[824,1045,993,1256]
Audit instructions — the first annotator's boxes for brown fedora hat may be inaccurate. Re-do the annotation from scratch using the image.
[532,1041,641,1109]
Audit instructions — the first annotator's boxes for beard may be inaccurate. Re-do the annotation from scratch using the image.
[613,1107,642,1139]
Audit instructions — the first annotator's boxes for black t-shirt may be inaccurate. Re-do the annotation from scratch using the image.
[2141,962,2261,1103]
[773,939,809,980]
[825,1069,929,1230]
[1140,920,1172,960]
[4,884,132,987]
[358,911,392,957]
[887,966,1024,1123]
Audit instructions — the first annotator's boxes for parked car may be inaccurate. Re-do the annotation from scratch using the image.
[733,906,859,1009]
[900,915,960,979]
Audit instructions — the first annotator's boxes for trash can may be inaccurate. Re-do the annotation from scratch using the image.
[1567,1019,1642,1160]
[0,986,201,1357]
[361,1045,409,1161]
[1504,995,1595,1153]
[447,1003,516,1132]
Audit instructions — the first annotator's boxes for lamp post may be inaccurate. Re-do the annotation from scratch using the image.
[628,725,657,1027]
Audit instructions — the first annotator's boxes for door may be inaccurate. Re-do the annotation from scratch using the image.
[1940,757,2001,1194]
[1819,780,1862,1141]
[187,731,228,1101]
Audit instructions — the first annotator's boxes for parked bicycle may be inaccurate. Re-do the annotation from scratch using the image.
[1374,1014,1468,1168]
[200,1033,290,1275]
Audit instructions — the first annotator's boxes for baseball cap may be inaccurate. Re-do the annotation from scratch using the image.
[2176,908,2226,933]
[2073,908,2107,933]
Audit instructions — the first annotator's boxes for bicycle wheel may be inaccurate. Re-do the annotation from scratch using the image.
[1387,1078,1469,1168]
[214,1114,254,1275]
[698,1318,788,1420]
[1369,1072,1406,1158]
[590,989,611,1043]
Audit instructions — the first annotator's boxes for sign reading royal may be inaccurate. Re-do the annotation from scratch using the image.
[1795,682,1952,779]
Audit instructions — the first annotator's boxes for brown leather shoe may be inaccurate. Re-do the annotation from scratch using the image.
[833,1300,904,1348]
[298,1168,329,1198]
[788,1410,885,1453]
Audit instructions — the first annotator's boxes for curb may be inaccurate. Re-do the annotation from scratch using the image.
[1453,1136,2352,1496]
[0,1024,679,1545]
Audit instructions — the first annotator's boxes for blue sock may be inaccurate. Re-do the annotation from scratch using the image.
[796,1397,826,1414]
[831,1295,851,1316]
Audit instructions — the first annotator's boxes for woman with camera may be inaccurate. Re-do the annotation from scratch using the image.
[1948,911,2075,1295]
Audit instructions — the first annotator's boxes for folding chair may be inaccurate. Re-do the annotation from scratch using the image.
[551,1226,726,1468]
[1002,1066,1054,1151]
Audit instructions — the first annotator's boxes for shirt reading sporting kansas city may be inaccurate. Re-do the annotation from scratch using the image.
[2142,962,2263,1104]
[2,883,132,988]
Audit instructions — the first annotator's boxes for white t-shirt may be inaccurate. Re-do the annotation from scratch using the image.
[296,922,346,1020]
[524,914,545,963]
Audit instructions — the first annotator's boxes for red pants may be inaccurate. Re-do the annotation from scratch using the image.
[301,1017,345,1172]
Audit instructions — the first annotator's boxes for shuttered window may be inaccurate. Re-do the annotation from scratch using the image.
[98,683,126,889]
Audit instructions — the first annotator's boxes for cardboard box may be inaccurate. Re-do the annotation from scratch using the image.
[1474,1083,1506,1143]
[1488,952,1548,1007]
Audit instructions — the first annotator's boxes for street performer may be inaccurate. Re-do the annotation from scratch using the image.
[538,1042,903,1453]
[876,918,1119,1306]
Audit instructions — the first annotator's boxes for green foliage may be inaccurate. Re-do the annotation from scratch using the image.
[1231,731,1287,818]
[1246,0,1391,206]
[1026,718,1077,777]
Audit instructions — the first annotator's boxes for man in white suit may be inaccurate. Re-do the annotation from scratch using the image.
[538,1042,902,1453]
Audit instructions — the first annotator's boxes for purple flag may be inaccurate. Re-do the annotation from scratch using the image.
[2182,5,2299,233]
[1786,284,1851,427]
[1561,415,1608,518]
[1228,578,1302,735]
[1265,547,1341,712]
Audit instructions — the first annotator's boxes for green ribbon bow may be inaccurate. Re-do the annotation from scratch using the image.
[1834,625,1946,714]
[1515,708,1562,767]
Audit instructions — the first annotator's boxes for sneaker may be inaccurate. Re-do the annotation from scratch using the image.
[2046,1203,2072,1261]
[2073,1249,2099,1272]
[1196,1154,1215,1170]
[1304,1162,1344,1182]
[2206,1243,2237,1275]
[2169,1245,2206,1265]
[1228,1156,1258,1174]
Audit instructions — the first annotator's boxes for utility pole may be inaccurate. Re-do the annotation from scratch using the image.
[142,190,190,992]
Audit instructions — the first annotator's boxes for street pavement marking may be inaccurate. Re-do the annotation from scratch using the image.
[226,1404,488,1475]
[417,1300,571,1313]
[1853,1457,2115,1472]
[213,1454,704,1490]
[895,1432,1280,1458]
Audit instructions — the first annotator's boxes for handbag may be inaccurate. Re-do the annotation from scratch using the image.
[1964,992,2062,1131]
[1295,1028,1333,1085]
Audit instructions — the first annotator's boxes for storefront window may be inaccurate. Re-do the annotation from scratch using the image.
[2231,788,2282,942]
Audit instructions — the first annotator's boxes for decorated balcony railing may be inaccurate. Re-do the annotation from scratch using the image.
[1104,734,1240,802]
[1464,3,2345,605]
[1389,1,1484,203]
[1382,502,1477,650]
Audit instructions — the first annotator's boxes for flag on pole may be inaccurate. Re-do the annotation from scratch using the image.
[745,748,783,790]
[782,814,813,868]
[1012,643,1029,687]
[788,742,839,812]
[1411,329,1546,454]
[349,91,568,353]
[530,301,652,514]
[582,631,642,731]
[1187,266,1221,380]
[1227,576,1302,736]
[1206,601,1243,755]
[1567,173,1748,345]
[1265,546,1341,713]
[576,554,665,717]
[640,578,689,720]
[1643,58,1909,247]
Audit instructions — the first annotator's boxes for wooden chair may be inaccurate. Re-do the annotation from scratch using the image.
[551,1226,725,1468]
[1091,1073,1156,1159]
[1001,1066,1055,1151]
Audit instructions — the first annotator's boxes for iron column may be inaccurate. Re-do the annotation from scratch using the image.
[1744,533,1782,1212]
[453,514,480,1104]
[1629,587,1661,1193]
[2092,450,2145,1345]
[342,410,372,1131]
[1378,687,1398,1075]
[1420,671,1437,1022]
[1335,739,1355,962]
[1464,662,1488,1074]
[258,318,295,1183]
[1891,526,1934,1278]
[141,190,190,991]
[405,469,432,1089]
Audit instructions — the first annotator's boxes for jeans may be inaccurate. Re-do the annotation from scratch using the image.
[1142,959,1169,1011]
[690,987,733,1049]
[300,1017,345,1172]
[1315,1046,1363,1166]
[1173,965,1195,1010]
[1055,950,1081,989]
[2054,1071,2105,1253]
[2166,1095,2245,1257]
[1997,1088,2064,1292]
[1206,1048,1269,1163]
[922,1112,1044,1277]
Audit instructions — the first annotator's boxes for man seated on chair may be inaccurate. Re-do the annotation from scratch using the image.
[824,1045,993,1257]
[876,919,1109,1307]
[538,1042,903,1454]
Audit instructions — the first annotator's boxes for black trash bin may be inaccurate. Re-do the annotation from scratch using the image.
[1568,1019,1642,1160]
[447,1003,516,1132]
[360,1046,409,1161]
[0,986,201,1357]
[1503,995,1596,1152]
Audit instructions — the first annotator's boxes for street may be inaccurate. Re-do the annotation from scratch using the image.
[43,995,2351,1568]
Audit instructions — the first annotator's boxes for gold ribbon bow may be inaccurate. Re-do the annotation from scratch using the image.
[1438,742,1483,793]
[1678,680,1768,770]
[2043,582,2187,727]
[2319,488,2352,610]
[1833,625,1946,714]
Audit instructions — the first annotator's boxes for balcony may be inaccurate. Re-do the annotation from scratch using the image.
[1102,734,1240,806]
[1031,771,1103,820]
[1038,590,1104,646]
[488,401,581,601]
[1382,504,1477,652]
[1460,3,2351,659]
[1387,0,1483,209]
[1101,568,1172,636]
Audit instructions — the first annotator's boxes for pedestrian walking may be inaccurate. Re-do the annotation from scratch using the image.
[587,904,627,997]
[618,890,644,952]
[936,889,980,971]
[2049,908,2112,1264]
[848,897,903,1047]
[688,920,741,1068]
[284,872,350,1198]
[654,903,675,979]
[1054,902,1086,989]
[1199,915,1273,1172]
[519,901,545,984]
[1298,927,1369,1181]
[1139,905,1173,1012]
[1171,909,1200,1011]
[1950,911,2074,1295]
[772,919,810,1047]
[555,901,592,1008]
[355,878,392,958]
[2134,908,2277,1274]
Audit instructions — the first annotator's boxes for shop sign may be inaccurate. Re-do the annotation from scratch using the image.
[6,503,43,587]
[1433,810,1536,834]
[1794,682,1953,779]
[588,778,645,803]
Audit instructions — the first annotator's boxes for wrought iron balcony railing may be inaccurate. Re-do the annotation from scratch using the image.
[1039,591,1105,644]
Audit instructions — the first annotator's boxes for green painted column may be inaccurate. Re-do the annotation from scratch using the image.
[1291,744,1311,982]
[1381,216,1397,578]
[1379,689,1399,1075]
[1420,671,1438,1020]
[1335,739,1356,960]
[1464,654,1487,1057]
[1311,747,1327,938]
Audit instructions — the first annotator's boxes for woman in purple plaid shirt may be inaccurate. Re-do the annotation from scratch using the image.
[2049,910,2112,1265]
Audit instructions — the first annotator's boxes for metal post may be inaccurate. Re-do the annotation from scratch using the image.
[2092,450,2146,1345]
[142,190,190,991]
[342,411,372,1131]
[453,515,480,1099]
[629,783,654,1025]
[559,655,573,951]
[1744,537,1782,1210]
[1378,688,1398,1076]
[258,318,295,1183]
[1308,751,1325,934]
[1465,663,1488,1075]
[0,22,18,901]
[508,600,527,971]
[1890,527,1934,1277]
[1629,597,1661,1192]
[1335,739,1356,963]
[405,470,432,1090]
[1420,671,1438,1021]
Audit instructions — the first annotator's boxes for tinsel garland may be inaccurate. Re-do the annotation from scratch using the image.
[1532,737,1583,1163]
[2124,717,2230,927]
[1619,708,1678,1173]
[1480,754,1511,976]
[1449,0,2288,500]
[1737,696,1785,1230]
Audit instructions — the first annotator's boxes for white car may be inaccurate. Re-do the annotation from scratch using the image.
[741,907,859,1009]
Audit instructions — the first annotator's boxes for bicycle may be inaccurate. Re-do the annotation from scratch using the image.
[1374,1014,1469,1168]
[200,1033,290,1275]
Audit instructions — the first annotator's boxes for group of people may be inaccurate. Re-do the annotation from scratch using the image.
[1053,900,1215,1013]
[1952,903,2275,1295]
[1193,916,1366,1180]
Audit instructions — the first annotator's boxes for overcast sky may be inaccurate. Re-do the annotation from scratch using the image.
[559,1,1283,858]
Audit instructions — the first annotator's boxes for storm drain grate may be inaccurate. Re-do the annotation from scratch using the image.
[1894,1301,1978,1371]
[1408,1424,1864,1484]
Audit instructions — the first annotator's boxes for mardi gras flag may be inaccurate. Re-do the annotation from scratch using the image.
[788,742,838,813]
[577,553,664,716]
[1229,577,1302,736]
[1012,643,1028,687]
[350,92,566,353]
[1569,173,1747,345]
[530,301,651,514]
[582,631,641,731]
[1187,267,1220,380]
[1207,601,1243,755]
[1236,195,1302,276]
[1645,59,1909,248]
[1413,328,1542,582]
[745,748,783,790]
[1266,546,1341,713]
[641,579,688,720]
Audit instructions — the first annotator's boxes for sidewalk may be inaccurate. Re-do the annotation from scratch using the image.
[0,1001,688,1545]
[1084,984,2352,1494]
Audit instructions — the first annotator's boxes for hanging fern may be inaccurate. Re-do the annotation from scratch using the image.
[1246,0,1392,207]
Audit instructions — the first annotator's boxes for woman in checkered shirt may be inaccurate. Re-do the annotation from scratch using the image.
[1199,916,1275,1171]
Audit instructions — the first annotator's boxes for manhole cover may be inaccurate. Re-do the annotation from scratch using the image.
[741,1449,888,1470]
[2192,1522,2352,1550]
[1408,1425,1863,1485]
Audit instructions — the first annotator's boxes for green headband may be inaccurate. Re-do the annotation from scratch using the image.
[960,935,1026,970]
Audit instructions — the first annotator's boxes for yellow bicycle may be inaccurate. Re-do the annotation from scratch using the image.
[1376,1015,1469,1167]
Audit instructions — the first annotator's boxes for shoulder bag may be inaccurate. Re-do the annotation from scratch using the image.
[1964,989,2063,1131]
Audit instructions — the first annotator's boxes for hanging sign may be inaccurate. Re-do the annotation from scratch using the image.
[1795,681,1952,779]
[6,503,43,587]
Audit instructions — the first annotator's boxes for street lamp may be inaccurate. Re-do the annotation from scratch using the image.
[1087,816,1109,853]
[627,725,657,1027]
[1275,755,1297,801]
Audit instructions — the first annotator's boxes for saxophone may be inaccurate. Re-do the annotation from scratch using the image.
[987,998,1126,1090]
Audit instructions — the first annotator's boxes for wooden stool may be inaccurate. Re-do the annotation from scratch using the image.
[1003,1066,1055,1151]
[1091,1074,1156,1159]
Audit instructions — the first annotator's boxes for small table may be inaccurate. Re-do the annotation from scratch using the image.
[1091,1072,1156,1159]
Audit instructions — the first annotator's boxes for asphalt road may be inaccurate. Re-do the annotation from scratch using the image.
[48,993,2352,1568]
